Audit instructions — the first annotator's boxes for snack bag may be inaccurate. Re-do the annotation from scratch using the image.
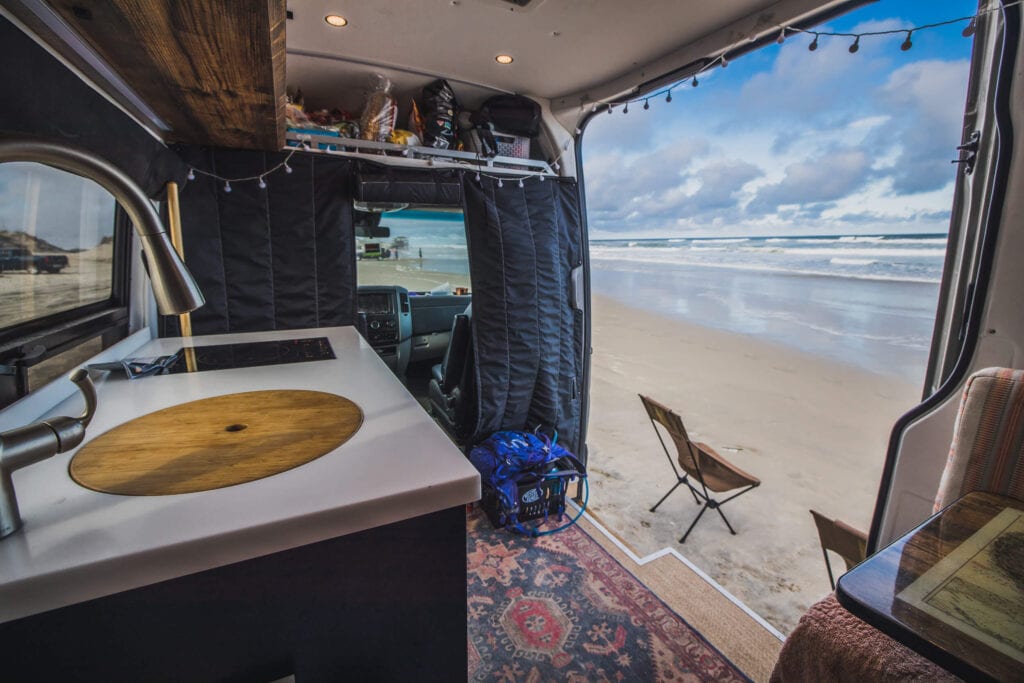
[389,129,421,146]
[421,79,458,149]
[408,100,426,141]
[359,74,398,142]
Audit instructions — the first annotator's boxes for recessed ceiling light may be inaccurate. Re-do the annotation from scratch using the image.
[324,15,348,27]
[495,54,514,64]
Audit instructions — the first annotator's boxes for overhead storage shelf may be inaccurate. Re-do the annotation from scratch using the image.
[284,131,555,176]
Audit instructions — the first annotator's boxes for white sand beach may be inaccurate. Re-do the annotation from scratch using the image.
[585,293,922,634]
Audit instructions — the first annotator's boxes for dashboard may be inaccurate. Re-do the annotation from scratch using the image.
[357,286,471,378]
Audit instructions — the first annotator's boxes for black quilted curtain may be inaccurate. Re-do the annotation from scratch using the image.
[162,148,356,336]
[462,174,586,457]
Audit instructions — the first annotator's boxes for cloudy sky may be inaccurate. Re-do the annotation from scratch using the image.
[0,162,114,250]
[582,0,979,239]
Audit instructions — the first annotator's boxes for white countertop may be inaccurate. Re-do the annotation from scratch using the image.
[0,326,480,624]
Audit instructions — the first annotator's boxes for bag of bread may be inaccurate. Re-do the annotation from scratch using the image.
[359,74,397,142]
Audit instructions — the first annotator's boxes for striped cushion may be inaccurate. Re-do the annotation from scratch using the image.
[934,367,1024,512]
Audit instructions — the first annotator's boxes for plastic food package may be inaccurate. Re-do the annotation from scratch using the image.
[388,129,421,146]
[359,74,398,142]
[285,102,310,127]
[421,79,458,149]
[408,100,425,141]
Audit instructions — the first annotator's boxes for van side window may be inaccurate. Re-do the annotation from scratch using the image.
[0,162,122,401]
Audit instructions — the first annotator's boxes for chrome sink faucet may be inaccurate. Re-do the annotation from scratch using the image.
[0,369,96,539]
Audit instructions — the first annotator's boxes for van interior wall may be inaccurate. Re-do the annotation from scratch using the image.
[0,17,186,198]
[462,175,585,458]
[160,148,356,336]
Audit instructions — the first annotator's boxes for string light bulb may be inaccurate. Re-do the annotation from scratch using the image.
[666,90,672,103]
[720,55,728,68]
[258,176,266,189]
[777,29,786,44]
[187,168,195,181]
[475,171,481,182]
[808,33,819,51]
[284,163,293,174]
[691,76,699,87]
[553,161,560,171]
[607,104,613,114]
[497,178,504,188]
[591,104,598,112]
[223,180,231,193]
[901,31,913,51]
[849,35,860,53]
[643,99,650,110]
[518,178,524,188]
[623,102,629,114]
[539,174,545,182]
[962,17,977,37]
[574,127,582,135]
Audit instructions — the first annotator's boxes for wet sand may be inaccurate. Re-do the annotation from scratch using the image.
[586,293,921,633]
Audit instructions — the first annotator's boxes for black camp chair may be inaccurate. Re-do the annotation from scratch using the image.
[429,307,474,440]
[641,394,760,543]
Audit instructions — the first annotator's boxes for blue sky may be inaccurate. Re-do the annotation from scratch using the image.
[582,0,980,239]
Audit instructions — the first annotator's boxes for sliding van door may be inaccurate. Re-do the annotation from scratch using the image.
[871,0,1023,548]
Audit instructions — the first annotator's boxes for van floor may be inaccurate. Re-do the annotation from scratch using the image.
[568,507,783,681]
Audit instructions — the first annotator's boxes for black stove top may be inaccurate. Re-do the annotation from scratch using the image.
[166,337,335,374]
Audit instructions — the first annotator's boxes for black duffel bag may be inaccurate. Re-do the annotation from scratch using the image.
[472,94,541,137]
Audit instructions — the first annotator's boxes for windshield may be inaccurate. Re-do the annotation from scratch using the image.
[355,207,471,294]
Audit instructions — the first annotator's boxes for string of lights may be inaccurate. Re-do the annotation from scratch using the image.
[585,0,1019,119]
[185,148,298,193]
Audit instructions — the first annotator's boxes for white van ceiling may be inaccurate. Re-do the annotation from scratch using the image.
[286,0,851,113]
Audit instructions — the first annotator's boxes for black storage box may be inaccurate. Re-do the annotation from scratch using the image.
[481,472,567,529]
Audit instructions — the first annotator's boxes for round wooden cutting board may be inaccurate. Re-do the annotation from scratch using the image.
[70,390,363,496]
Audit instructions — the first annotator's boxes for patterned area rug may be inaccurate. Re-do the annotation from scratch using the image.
[467,506,751,682]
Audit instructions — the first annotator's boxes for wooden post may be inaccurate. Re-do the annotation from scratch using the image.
[166,182,197,371]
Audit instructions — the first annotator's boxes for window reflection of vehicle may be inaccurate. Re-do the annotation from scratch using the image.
[0,247,69,273]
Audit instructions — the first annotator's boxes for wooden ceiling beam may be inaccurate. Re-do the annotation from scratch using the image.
[48,0,285,150]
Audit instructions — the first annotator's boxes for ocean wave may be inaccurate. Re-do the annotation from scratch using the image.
[839,235,884,242]
[775,247,946,258]
[876,238,947,245]
[830,258,878,266]
[588,252,940,284]
[694,238,750,244]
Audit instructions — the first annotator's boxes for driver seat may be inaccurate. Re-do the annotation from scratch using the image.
[429,306,473,440]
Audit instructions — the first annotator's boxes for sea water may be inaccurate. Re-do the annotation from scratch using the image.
[380,211,942,386]
[589,234,944,385]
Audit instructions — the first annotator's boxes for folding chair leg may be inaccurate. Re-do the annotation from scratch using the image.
[686,481,701,504]
[714,504,737,535]
[822,549,836,591]
[679,503,710,543]
[651,480,685,512]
